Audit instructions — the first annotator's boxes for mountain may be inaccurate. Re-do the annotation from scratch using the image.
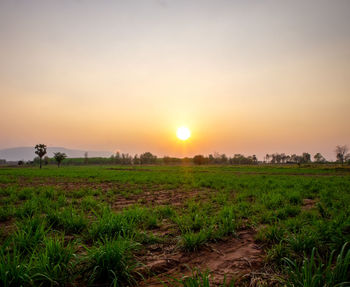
[0,147,113,161]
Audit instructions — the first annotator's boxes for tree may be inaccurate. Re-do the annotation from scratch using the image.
[285,155,291,163]
[314,153,326,163]
[53,152,67,167]
[44,156,50,165]
[121,153,132,165]
[252,155,258,164]
[301,152,311,164]
[289,154,302,166]
[140,152,157,164]
[208,154,215,164]
[115,152,121,164]
[193,155,207,165]
[335,145,349,164]
[35,144,47,169]
[133,154,140,165]
[162,156,181,164]
[281,153,287,164]
[220,153,228,164]
[84,152,88,164]
[208,152,228,164]
[346,154,350,165]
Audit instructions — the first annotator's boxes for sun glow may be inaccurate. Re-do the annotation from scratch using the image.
[176,126,191,141]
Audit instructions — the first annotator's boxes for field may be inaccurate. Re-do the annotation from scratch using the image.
[0,165,350,286]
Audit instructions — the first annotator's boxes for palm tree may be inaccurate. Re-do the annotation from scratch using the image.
[34,144,47,169]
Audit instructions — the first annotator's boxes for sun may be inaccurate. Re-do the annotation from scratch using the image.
[176,126,191,141]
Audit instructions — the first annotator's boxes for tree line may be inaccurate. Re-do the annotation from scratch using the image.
[11,144,350,168]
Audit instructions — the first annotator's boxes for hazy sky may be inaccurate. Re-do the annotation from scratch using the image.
[1,0,350,159]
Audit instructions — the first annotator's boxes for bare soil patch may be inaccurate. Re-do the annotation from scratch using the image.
[0,218,16,240]
[112,189,207,210]
[8,177,210,209]
[138,230,264,286]
[12,177,146,193]
[302,198,317,210]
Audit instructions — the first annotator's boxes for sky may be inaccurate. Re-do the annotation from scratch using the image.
[1,0,350,160]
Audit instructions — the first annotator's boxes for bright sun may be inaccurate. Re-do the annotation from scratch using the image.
[176,126,191,141]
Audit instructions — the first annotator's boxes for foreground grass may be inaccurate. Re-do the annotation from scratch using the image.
[0,164,349,286]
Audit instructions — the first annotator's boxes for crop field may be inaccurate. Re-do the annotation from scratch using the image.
[0,165,350,286]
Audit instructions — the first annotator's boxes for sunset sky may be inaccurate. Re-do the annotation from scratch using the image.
[1,0,350,160]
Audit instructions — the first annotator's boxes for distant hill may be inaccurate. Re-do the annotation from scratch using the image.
[0,147,113,161]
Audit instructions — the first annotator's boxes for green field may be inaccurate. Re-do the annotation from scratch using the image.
[1,165,350,286]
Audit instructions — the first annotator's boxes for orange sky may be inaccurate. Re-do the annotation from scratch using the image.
[1,1,350,160]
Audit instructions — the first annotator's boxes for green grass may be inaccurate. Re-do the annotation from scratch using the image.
[11,217,48,254]
[0,164,349,286]
[46,207,88,234]
[31,236,75,286]
[0,246,34,287]
[167,269,235,287]
[283,242,350,287]
[86,237,140,286]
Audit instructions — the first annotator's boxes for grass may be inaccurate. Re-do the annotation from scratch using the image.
[88,207,137,241]
[86,237,140,286]
[0,164,350,286]
[181,229,211,251]
[31,236,75,286]
[12,217,48,254]
[0,246,34,287]
[283,242,350,287]
[46,207,88,234]
[167,269,235,287]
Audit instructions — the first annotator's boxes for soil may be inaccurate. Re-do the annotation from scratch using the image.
[138,230,264,286]
[302,198,317,210]
[112,189,207,210]
[0,176,271,286]
[2,177,210,210]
